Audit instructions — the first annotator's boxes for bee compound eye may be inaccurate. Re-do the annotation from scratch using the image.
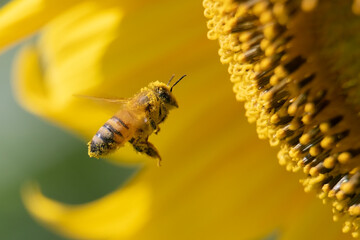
[159,92,170,103]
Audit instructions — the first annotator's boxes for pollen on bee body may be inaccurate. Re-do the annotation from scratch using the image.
[88,139,102,158]
[87,75,184,163]
[88,131,115,158]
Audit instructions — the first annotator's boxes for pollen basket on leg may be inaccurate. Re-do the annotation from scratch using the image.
[204,0,360,238]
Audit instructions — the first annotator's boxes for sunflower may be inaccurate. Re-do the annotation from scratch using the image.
[204,0,360,238]
[0,0,358,239]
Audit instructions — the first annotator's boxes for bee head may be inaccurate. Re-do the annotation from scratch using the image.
[150,75,186,108]
[154,85,178,108]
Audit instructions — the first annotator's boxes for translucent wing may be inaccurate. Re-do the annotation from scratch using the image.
[74,95,127,104]
[74,94,129,114]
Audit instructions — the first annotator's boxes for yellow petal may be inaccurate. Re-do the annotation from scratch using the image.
[12,0,216,164]
[22,182,151,239]
[12,44,49,117]
[38,2,124,106]
[23,103,350,239]
[0,0,78,52]
[21,48,348,239]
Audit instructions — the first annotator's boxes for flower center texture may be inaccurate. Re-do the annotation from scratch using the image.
[204,0,360,237]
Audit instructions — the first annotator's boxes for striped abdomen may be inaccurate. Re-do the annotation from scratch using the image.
[88,115,132,158]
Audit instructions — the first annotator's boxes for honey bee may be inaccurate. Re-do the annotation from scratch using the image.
[88,75,186,166]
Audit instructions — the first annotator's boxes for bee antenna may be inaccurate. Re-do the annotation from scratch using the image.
[167,74,176,86]
[170,75,186,92]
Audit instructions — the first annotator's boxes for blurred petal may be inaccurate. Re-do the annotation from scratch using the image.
[12,0,218,163]
[23,101,352,239]
[23,182,151,239]
[38,2,124,105]
[0,0,79,52]
[13,45,49,116]
[13,1,126,142]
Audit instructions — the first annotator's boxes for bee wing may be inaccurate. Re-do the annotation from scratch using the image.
[74,95,127,104]
[74,95,129,113]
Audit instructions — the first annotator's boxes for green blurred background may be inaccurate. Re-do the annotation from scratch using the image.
[0,4,137,236]
[0,45,137,240]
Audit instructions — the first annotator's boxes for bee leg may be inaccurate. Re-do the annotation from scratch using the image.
[146,142,162,166]
[149,119,160,134]
[132,140,162,166]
